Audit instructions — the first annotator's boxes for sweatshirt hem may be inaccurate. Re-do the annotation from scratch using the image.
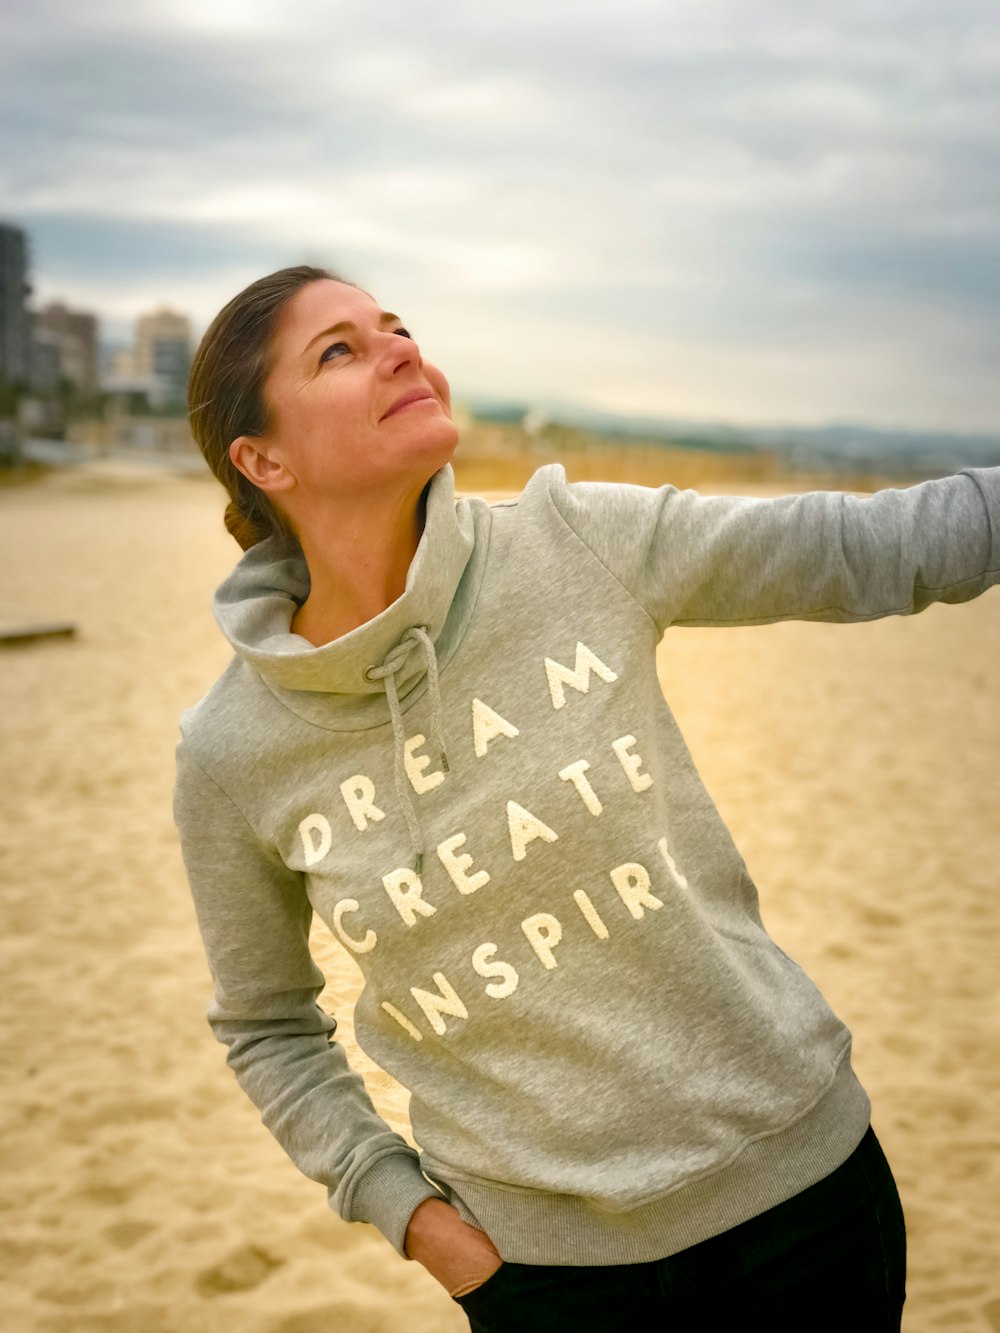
[428,1058,871,1266]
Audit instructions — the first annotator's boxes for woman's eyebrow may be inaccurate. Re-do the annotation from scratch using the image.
[301,311,402,357]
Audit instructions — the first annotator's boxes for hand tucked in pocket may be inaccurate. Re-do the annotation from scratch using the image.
[404,1197,505,1298]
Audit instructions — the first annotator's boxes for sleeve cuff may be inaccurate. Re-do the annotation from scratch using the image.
[343,1150,448,1259]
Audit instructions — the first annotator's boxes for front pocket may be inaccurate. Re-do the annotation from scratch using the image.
[453,1261,509,1305]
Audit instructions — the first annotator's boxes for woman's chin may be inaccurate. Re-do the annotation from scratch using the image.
[419,422,461,467]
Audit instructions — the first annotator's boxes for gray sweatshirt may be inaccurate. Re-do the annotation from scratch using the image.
[173,461,998,1267]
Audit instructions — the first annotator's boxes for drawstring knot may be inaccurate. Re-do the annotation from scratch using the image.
[364,625,449,874]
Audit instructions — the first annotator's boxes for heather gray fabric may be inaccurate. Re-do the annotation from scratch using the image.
[174,461,998,1264]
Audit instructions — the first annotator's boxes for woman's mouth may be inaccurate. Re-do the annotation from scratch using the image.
[381,389,436,421]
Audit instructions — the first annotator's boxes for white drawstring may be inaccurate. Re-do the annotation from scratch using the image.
[364,625,450,874]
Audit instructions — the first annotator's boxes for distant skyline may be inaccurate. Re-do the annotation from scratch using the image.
[3,0,999,434]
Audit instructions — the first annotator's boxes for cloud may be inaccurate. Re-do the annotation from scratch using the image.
[2,0,999,431]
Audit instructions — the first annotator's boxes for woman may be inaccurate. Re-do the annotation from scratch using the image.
[175,264,997,1331]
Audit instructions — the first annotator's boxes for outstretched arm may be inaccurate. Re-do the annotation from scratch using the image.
[541,464,999,633]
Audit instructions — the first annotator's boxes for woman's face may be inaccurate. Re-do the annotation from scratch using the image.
[250,279,458,503]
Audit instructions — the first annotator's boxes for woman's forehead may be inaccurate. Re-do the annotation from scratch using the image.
[269,280,386,374]
[284,279,381,334]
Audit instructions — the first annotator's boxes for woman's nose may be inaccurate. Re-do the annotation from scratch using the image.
[379,331,421,375]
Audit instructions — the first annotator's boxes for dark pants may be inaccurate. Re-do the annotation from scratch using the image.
[454,1125,906,1332]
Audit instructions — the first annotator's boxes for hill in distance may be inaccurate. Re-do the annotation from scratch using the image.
[464,395,1000,477]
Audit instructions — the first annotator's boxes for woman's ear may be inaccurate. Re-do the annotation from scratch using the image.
[229,436,295,494]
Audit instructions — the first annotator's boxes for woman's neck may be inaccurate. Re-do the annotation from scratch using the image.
[289,483,429,646]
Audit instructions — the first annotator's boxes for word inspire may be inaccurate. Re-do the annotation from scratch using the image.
[296,641,691,1042]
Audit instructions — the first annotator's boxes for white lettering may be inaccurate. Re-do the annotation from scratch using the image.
[658,835,689,890]
[521,913,563,969]
[381,1001,423,1042]
[471,943,520,999]
[471,698,520,758]
[545,642,618,710]
[331,899,377,954]
[612,735,653,792]
[340,776,385,831]
[298,813,332,867]
[558,759,603,816]
[436,832,491,895]
[610,861,664,919]
[507,801,559,862]
[410,972,468,1036]
[404,734,446,794]
[382,867,437,927]
[572,888,610,939]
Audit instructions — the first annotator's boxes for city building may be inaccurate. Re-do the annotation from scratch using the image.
[133,305,192,404]
[100,305,194,412]
[0,221,33,385]
[33,301,99,393]
[29,325,62,394]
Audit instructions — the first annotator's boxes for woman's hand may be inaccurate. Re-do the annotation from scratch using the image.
[404,1197,504,1298]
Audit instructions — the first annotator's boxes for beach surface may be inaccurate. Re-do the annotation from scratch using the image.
[1,459,997,1332]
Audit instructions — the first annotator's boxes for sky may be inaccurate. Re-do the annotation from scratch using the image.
[2,0,999,434]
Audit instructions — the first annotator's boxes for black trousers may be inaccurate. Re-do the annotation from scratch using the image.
[454,1125,906,1332]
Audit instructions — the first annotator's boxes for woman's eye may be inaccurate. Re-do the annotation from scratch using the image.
[320,341,351,363]
[395,327,413,339]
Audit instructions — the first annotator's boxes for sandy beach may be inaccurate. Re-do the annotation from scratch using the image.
[1,457,997,1332]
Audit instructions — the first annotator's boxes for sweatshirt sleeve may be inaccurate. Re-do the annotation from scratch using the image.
[172,738,446,1257]
[542,463,1000,634]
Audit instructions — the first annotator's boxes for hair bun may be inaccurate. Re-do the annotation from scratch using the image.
[224,500,263,551]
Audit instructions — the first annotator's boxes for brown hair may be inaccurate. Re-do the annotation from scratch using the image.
[188,263,344,550]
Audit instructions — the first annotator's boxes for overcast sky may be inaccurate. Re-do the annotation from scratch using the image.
[3,0,999,433]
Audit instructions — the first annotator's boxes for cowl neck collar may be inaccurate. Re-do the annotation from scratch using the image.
[213,463,475,700]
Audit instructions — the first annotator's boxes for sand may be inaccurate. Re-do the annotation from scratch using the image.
[0,457,997,1332]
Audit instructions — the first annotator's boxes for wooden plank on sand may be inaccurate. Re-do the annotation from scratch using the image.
[0,623,77,646]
